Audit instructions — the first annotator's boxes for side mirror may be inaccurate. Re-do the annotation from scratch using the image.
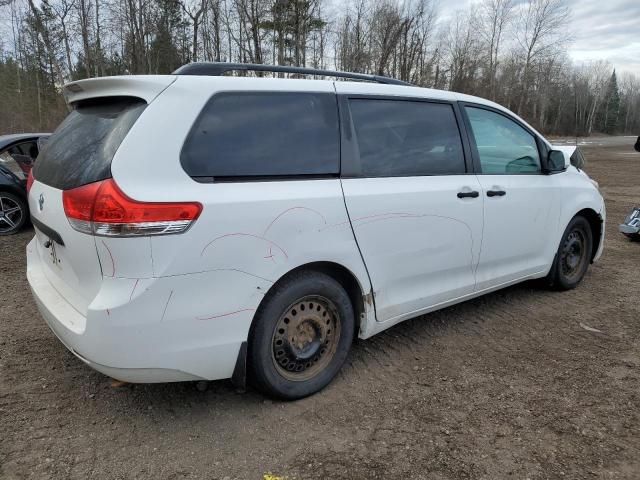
[546,150,566,173]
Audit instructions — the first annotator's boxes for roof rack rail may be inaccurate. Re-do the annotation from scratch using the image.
[172,62,412,86]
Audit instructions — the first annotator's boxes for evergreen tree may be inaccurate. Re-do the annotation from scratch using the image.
[602,69,621,134]
[149,0,185,74]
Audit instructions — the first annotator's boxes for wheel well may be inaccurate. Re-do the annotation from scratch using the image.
[0,185,26,199]
[576,208,602,262]
[257,262,366,338]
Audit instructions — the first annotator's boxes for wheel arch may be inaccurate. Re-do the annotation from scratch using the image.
[0,182,28,200]
[251,261,371,340]
[575,207,603,262]
[232,260,373,391]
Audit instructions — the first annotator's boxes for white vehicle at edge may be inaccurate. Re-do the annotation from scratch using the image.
[26,63,605,399]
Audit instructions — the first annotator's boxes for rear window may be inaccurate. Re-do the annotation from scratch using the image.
[34,97,146,190]
[180,92,339,179]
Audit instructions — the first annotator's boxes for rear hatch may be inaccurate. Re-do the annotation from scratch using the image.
[30,95,149,315]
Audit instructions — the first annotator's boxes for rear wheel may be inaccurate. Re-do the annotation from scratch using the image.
[546,215,593,290]
[248,270,354,400]
[0,192,27,235]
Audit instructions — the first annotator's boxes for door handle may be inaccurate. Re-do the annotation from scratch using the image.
[457,190,479,199]
[487,190,506,197]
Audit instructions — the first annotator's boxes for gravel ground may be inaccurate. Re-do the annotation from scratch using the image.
[1,136,639,480]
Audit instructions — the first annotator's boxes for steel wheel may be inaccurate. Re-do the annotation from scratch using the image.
[249,270,355,399]
[560,228,587,282]
[0,194,25,234]
[271,295,342,382]
[546,215,593,291]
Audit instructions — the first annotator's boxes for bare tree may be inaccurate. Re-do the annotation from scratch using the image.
[26,0,66,86]
[201,0,222,61]
[49,0,76,75]
[181,0,206,61]
[515,0,569,115]
[335,0,371,73]
[445,9,481,93]
[2,0,640,137]
[369,1,405,76]
[478,0,513,100]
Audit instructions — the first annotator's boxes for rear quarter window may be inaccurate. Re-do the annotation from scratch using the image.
[33,97,146,190]
[180,92,340,179]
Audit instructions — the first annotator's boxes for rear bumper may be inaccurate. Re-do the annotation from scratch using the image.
[30,290,201,382]
[26,237,249,383]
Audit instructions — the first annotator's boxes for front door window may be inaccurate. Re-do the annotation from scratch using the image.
[465,107,541,174]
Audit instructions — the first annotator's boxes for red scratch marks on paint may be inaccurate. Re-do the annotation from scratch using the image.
[206,268,274,283]
[262,206,327,236]
[161,290,174,322]
[200,233,288,259]
[101,240,116,277]
[129,279,140,301]
[264,245,275,262]
[320,212,425,231]
[353,213,426,228]
[196,308,255,321]
[201,207,328,261]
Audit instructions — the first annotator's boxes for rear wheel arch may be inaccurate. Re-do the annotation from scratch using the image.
[251,261,367,341]
[245,263,363,398]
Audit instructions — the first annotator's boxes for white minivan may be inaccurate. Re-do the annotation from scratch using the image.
[27,63,605,399]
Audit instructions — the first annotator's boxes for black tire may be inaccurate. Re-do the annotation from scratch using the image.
[546,215,593,290]
[248,270,354,400]
[0,192,28,235]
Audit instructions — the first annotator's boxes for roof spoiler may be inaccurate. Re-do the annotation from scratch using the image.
[63,76,177,105]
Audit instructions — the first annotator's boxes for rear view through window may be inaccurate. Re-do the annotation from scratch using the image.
[181,92,340,179]
[33,97,146,190]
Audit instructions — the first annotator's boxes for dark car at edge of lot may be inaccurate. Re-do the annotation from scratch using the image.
[0,133,50,235]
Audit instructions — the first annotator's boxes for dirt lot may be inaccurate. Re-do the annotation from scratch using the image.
[1,136,639,480]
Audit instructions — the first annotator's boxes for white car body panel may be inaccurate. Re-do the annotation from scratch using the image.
[28,182,104,315]
[341,175,483,322]
[27,74,605,384]
[473,174,558,290]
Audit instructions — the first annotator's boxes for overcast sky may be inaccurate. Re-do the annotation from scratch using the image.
[438,0,640,76]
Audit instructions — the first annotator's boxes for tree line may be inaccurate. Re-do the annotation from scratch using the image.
[1,0,638,137]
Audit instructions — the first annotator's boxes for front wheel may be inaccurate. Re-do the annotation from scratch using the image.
[248,270,354,400]
[546,215,593,290]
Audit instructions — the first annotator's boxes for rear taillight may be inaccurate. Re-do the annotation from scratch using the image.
[62,178,202,237]
[26,170,35,193]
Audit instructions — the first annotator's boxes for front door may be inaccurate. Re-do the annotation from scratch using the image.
[462,105,556,291]
[338,95,484,322]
